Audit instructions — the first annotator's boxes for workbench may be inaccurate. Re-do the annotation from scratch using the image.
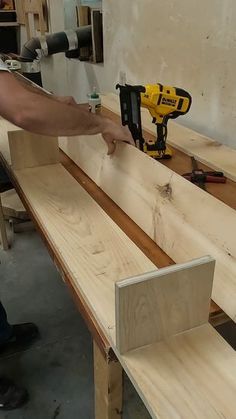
[0,104,236,418]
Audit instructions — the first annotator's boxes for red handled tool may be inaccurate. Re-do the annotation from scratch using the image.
[183,157,226,190]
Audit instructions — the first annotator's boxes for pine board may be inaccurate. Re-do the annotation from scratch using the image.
[59,134,236,322]
[13,163,155,339]
[101,93,236,182]
[1,189,28,220]
[120,324,236,419]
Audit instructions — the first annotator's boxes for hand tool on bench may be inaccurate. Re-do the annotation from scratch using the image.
[116,83,192,159]
[183,156,227,190]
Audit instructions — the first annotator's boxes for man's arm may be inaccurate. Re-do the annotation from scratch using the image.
[14,72,77,105]
[0,72,134,154]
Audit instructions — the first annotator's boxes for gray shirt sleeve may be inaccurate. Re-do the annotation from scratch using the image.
[0,58,10,72]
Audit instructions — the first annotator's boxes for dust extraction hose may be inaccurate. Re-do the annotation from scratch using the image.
[20,26,92,86]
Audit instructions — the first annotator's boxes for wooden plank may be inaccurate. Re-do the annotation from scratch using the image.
[91,9,103,63]
[59,134,236,322]
[60,150,227,322]
[0,22,19,26]
[77,5,90,60]
[100,107,236,211]
[15,0,25,24]
[8,130,59,170]
[116,256,215,354]
[24,0,47,38]
[1,189,28,220]
[0,150,112,359]
[121,324,236,419]
[24,0,41,14]
[94,340,122,419]
[102,93,236,182]
[0,195,8,250]
[12,163,155,340]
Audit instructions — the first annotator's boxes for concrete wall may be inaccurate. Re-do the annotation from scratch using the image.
[24,0,236,148]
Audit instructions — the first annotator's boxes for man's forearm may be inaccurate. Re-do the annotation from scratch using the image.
[0,71,134,153]
[17,91,105,136]
[14,72,51,98]
[0,72,103,136]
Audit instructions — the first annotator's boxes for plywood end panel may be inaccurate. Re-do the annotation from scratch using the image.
[8,130,59,170]
[115,256,215,354]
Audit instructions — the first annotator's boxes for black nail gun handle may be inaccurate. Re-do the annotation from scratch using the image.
[116,84,146,151]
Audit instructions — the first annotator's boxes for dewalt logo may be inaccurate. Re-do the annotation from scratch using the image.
[161,98,177,106]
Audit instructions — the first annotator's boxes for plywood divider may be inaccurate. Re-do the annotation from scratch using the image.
[8,130,59,170]
[115,256,215,354]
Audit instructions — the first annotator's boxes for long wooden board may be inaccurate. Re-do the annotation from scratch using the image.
[13,163,155,339]
[59,134,236,322]
[102,93,236,182]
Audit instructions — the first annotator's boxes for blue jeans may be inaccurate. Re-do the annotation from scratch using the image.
[0,302,12,345]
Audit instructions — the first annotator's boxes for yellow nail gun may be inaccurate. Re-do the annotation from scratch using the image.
[116,83,192,159]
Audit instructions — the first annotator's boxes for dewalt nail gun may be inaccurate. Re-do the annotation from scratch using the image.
[116,83,192,159]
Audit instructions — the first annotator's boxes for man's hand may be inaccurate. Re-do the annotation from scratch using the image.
[101,118,135,155]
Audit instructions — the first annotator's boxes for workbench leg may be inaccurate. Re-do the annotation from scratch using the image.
[93,340,123,419]
[0,195,8,251]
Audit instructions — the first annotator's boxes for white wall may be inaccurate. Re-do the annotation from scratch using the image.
[26,0,236,148]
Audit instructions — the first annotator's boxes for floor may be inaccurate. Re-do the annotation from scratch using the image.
[0,228,150,419]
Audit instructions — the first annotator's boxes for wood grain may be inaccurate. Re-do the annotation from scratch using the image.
[13,163,155,340]
[59,134,236,322]
[121,324,236,419]
[0,149,112,358]
[24,0,47,38]
[77,6,90,60]
[15,0,25,24]
[116,256,215,354]
[8,130,59,170]
[102,93,236,182]
[1,189,28,220]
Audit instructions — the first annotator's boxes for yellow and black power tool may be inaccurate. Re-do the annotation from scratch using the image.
[116,83,192,159]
